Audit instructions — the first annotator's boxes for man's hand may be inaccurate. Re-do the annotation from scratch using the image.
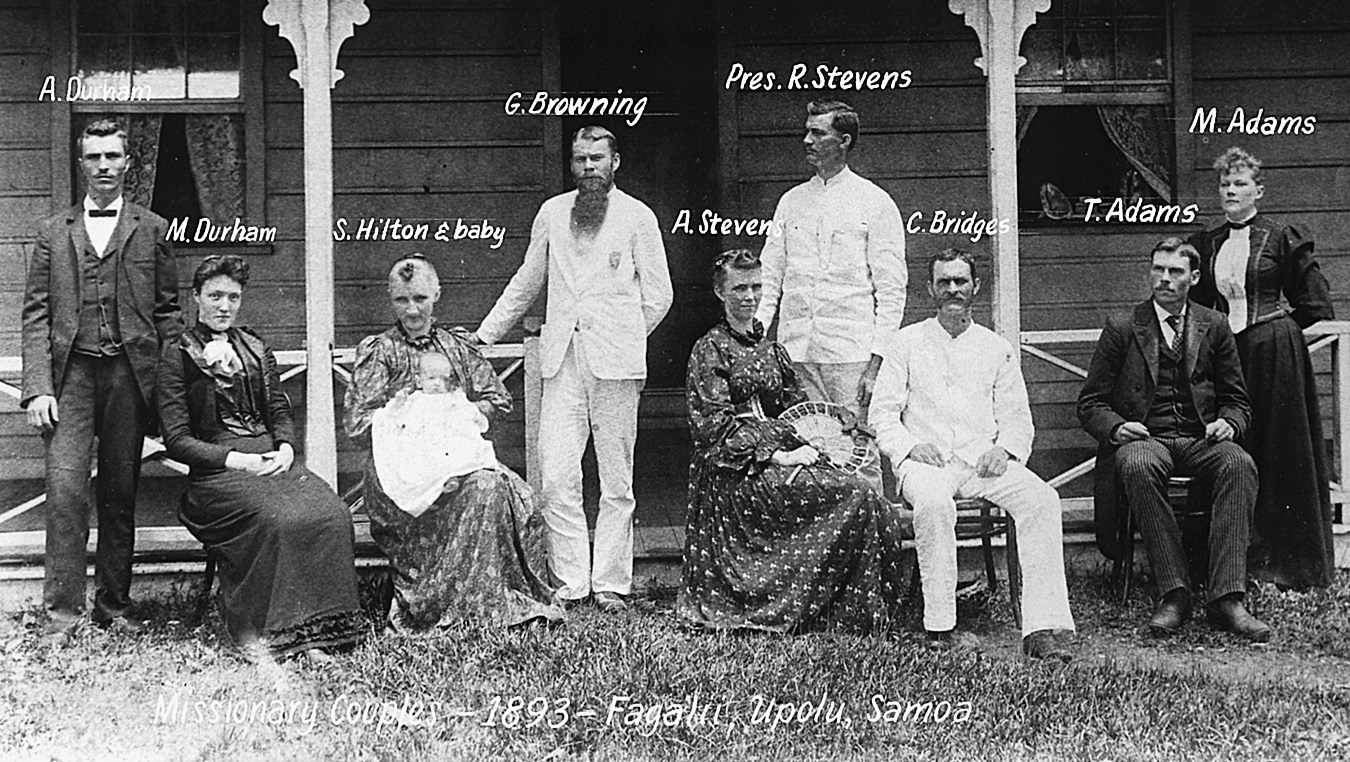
[855,355,883,418]
[1113,421,1151,444]
[906,443,945,468]
[771,445,820,467]
[26,395,58,432]
[1205,418,1236,443]
[975,446,1009,478]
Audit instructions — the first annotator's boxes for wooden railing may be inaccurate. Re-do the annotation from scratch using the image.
[5,320,1349,558]
[1020,321,1350,512]
[0,339,536,560]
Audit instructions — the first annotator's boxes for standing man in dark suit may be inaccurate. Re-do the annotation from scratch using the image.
[21,119,182,645]
[1078,237,1268,642]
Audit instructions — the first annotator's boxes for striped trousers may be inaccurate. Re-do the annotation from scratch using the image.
[1115,437,1256,602]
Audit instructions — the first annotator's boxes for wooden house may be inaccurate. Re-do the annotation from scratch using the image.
[1,0,1347,587]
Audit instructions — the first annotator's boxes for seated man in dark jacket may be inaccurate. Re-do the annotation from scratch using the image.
[1078,237,1269,642]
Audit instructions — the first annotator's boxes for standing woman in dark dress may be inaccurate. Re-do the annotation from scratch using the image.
[1189,147,1336,589]
[679,249,907,633]
[159,255,367,660]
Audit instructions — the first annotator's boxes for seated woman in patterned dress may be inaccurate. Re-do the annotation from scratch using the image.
[343,254,563,629]
[158,255,367,662]
[677,249,909,633]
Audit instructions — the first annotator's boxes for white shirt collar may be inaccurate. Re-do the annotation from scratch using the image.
[83,195,124,214]
[1224,210,1257,226]
[1152,299,1187,328]
[810,165,854,188]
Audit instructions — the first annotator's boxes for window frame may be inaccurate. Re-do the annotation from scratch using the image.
[63,1,267,236]
[1014,1,1196,223]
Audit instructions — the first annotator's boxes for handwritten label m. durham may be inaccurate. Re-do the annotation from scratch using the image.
[1188,107,1316,135]
[167,217,277,244]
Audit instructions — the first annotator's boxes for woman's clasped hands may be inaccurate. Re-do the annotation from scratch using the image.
[225,443,295,477]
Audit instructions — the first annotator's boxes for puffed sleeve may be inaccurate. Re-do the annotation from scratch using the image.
[686,332,801,474]
[773,342,810,409]
[344,334,396,442]
[1279,224,1334,329]
[446,326,512,418]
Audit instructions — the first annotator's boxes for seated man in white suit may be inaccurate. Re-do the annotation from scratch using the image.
[476,126,673,611]
[869,248,1075,660]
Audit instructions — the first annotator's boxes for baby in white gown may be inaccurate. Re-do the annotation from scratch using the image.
[372,352,498,516]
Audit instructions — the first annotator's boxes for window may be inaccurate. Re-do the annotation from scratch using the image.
[71,0,263,240]
[1015,0,1179,226]
[75,0,240,99]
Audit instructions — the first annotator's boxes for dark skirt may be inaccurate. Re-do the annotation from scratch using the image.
[677,454,908,633]
[362,461,563,628]
[181,435,367,657]
[1237,316,1335,589]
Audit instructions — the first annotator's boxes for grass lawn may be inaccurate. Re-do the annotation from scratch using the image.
[3,568,1350,761]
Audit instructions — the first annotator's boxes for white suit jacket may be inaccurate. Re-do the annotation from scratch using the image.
[756,166,907,364]
[477,187,672,379]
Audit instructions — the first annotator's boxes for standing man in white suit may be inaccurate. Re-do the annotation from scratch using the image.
[476,125,673,611]
[756,100,907,490]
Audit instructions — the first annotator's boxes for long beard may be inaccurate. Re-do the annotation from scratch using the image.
[570,178,611,239]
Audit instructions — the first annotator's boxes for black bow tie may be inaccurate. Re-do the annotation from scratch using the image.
[1225,219,1251,231]
[87,209,117,218]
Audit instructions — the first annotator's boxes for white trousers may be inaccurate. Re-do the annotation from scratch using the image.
[795,360,882,492]
[896,458,1075,636]
[540,340,642,600]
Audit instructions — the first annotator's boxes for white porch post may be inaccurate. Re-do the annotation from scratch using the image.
[264,0,369,488]
[949,0,1049,345]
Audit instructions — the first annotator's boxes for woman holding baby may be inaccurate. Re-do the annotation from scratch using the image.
[344,254,563,629]
[159,255,367,662]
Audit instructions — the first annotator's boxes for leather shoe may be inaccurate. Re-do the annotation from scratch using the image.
[42,629,73,649]
[926,630,979,651]
[1206,595,1272,643]
[1147,588,1192,637]
[1022,630,1072,662]
[594,591,629,613]
[93,615,148,635]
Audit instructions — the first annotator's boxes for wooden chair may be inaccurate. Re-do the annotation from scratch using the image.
[896,496,1023,629]
[1112,476,1208,602]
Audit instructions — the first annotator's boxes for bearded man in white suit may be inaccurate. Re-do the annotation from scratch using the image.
[476,125,673,611]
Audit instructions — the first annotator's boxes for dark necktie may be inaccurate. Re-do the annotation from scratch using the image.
[1225,219,1250,231]
[1166,314,1183,354]
[87,209,117,218]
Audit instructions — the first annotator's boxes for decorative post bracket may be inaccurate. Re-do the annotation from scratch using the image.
[948,0,1051,75]
[263,0,370,88]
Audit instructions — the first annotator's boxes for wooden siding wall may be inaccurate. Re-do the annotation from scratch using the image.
[1024,1,1350,497]
[3,0,1348,505]
[0,0,548,483]
[263,0,548,475]
[724,1,1350,498]
[0,0,59,480]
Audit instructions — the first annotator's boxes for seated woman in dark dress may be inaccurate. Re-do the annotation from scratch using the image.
[678,249,908,633]
[158,255,367,661]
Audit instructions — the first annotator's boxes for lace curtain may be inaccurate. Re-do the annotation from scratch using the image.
[185,114,245,223]
[1097,105,1173,202]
